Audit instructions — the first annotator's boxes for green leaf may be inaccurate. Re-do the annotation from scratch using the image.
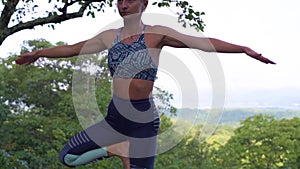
[188,8,194,14]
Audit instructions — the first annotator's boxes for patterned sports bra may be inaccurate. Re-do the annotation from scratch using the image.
[108,25,158,81]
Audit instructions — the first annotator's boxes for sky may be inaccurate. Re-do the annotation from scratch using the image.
[0,0,299,108]
[198,0,300,89]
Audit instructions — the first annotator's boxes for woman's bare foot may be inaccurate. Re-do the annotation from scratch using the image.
[107,141,130,169]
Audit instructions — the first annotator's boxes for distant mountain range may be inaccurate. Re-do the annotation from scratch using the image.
[173,108,300,127]
[159,87,300,126]
[212,87,300,110]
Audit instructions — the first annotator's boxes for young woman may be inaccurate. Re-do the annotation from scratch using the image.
[16,0,275,168]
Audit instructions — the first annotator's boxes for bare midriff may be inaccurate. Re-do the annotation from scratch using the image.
[112,78,154,100]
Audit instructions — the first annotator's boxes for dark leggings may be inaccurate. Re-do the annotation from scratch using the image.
[59,96,160,169]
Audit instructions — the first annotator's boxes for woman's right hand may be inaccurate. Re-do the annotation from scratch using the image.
[16,51,40,65]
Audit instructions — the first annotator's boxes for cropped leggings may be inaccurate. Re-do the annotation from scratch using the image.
[59,96,160,169]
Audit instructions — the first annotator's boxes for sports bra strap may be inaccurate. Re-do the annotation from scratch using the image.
[116,28,122,42]
[142,24,147,33]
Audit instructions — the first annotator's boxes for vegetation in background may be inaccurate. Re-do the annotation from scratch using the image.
[1,39,300,168]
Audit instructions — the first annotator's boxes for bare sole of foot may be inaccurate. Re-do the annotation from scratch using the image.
[107,141,130,169]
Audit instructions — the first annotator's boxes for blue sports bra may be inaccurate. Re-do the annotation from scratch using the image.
[108,25,158,81]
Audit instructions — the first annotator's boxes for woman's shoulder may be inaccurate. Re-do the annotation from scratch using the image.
[91,28,121,49]
[145,25,175,38]
[97,28,120,36]
[95,28,122,40]
[145,25,169,32]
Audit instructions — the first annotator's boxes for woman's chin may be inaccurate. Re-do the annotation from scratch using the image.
[120,13,141,18]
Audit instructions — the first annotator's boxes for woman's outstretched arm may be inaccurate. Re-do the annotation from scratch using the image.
[16,30,109,65]
[208,38,275,64]
[16,41,86,65]
[156,25,276,64]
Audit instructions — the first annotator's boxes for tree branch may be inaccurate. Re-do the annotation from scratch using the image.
[58,0,79,14]
[7,3,89,38]
[58,0,106,14]
[0,0,205,47]
[0,0,20,29]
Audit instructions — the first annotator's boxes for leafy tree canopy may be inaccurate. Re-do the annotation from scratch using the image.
[209,115,300,169]
[0,0,205,46]
[0,38,180,168]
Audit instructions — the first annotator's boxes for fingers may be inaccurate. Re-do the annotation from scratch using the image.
[256,54,276,64]
[15,57,26,65]
[265,59,276,64]
[15,52,39,65]
[244,47,276,65]
[15,54,29,65]
[248,52,276,64]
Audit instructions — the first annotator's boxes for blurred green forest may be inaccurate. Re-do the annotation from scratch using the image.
[1,39,300,169]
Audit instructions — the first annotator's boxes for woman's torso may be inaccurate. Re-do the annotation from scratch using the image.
[103,25,164,100]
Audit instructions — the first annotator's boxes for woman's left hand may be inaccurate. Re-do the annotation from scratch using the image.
[244,47,276,64]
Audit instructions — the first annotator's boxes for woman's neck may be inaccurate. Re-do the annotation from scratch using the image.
[122,15,144,36]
